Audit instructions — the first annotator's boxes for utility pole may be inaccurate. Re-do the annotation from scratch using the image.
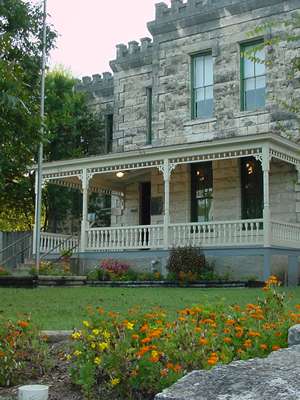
[34,0,47,273]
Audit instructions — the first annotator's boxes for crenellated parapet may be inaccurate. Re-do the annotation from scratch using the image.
[76,72,114,99]
[148,0,285,36]
[110,37,153,72]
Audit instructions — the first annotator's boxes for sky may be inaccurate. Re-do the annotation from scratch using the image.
[45,0,169,78]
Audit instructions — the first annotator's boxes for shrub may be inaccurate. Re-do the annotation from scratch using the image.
[0,266,11,276]
[0,318,49,387]
[166,246,212,281]
[30,260,72,276]
[69,276,300,400]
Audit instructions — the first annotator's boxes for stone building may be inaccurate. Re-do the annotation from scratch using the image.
[35,0,300,282]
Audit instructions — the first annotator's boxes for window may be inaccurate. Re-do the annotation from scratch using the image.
[191,162,213,222]
[146,87,152,144]
[241,157,263,219]
[192,53,213,119]
[241,42,266,111]
[105,114,113,153]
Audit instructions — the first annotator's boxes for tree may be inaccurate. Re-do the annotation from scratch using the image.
[42,68,105,232]
[0,0,56,230]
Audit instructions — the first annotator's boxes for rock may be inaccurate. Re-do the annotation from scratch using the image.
[41,330,72,343]
[155,345,300,400]
[288,324,300,347]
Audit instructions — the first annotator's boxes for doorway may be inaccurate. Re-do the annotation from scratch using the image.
[139,182,151,226]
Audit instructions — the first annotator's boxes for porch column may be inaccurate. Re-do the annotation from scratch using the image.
[262,146,271,248]
[163,159,171,249]
[80,169,89,252]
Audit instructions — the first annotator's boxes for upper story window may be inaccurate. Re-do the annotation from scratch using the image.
[241,42,266,111]
[146,87,152,145]
[105,114,113,153]
[192,53,213,119]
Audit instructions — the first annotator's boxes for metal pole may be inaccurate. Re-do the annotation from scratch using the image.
[35,0,47,273]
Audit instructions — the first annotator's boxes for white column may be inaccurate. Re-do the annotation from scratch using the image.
[161,159,175,250]
[262,147,271,247]
[80,169,89,252]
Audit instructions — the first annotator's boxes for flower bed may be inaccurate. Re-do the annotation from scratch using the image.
[0,319,49,387]
[68,276,300,399]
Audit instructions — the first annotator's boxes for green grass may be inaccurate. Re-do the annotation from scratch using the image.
[0,287,299,330]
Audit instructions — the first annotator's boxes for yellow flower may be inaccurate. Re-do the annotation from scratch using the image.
[126,322,134,330]
[103,330,111,340]
[99,342,109,351]
[66,354,72,361]
[92,329,100,336]
[71,331,81,340]
[110,378,120,386]
[74,350,82,357]
[90,342,96,349]
[94,356,101,365]
[83,320,90,328]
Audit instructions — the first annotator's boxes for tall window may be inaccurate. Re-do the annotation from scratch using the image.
[241,42,266,111]
[241,157,263,219]
[192,53,213,119]
[191,162,213,222]
[146,87,152,145]
[105,114,113,153]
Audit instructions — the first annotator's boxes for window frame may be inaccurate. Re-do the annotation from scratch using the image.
[240,40,266,112]
[191,52,214,120]
[191,162,213,223]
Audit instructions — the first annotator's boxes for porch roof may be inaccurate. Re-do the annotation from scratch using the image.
[36,133,300,183]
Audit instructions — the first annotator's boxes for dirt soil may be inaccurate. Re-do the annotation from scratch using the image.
[0,343,84,400]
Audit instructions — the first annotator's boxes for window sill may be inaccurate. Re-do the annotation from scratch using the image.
[234,109,269,118]
[184,117,216,127]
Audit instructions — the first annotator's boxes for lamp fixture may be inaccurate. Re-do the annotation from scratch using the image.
[116,171,125,178]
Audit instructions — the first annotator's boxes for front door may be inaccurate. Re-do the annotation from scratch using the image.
[139,182,151,225]
[191,162,213,222]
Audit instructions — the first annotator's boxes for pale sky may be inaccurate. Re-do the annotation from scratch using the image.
[45,0,170,78]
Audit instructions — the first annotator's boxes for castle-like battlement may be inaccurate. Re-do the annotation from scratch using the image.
[110,37,153,72]
[148,0,284,35]
[76,72,114,99]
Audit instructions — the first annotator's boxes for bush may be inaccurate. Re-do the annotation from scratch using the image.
[69,276,300,399]
[30,260,72,276]
[166,246,212,281]
[0,266,11,276]
[0,318,49,387]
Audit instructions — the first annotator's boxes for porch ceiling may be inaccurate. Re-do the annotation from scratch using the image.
[38,133,300,183]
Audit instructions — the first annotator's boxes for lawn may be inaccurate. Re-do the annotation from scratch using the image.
[0,286,299,330]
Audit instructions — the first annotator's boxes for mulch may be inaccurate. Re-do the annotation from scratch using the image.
[0,343,84,400]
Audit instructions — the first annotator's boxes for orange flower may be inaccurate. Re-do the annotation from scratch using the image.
[225,319,235,326]
[223,328,231,334]
[260,344,268,350]
[141,337,151,344]
[199,337,208,345]
[223,337,232,344]
[207,352,218,366]
[173,364,182,373]
[272,345,280,351]
[17,320,29,329]
[243,339,252,349]
[140,324,149,333]
[132,334,139,340]
[160,368,168,376]
[248,330,261,338]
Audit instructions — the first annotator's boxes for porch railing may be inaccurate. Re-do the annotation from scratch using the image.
[169,219,264,247]
[40,232,79,254]
[87,225,164,251]
[271,220,300,248]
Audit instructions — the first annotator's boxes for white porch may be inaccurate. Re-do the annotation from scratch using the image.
[34,134,300,259]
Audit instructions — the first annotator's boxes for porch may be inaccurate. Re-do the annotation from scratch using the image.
[34,134,300,279]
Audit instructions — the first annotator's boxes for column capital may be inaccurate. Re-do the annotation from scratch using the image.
[158,160,177,181]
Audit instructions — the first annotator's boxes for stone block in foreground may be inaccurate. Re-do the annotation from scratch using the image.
[155,345,300,400]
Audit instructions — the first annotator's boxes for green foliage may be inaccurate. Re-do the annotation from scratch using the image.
[69,278,300,399]
[29,260,72,276]
[0,318,49,387]
[0,266,11,276]
[166,246,212,281]
[0,0,56,229]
